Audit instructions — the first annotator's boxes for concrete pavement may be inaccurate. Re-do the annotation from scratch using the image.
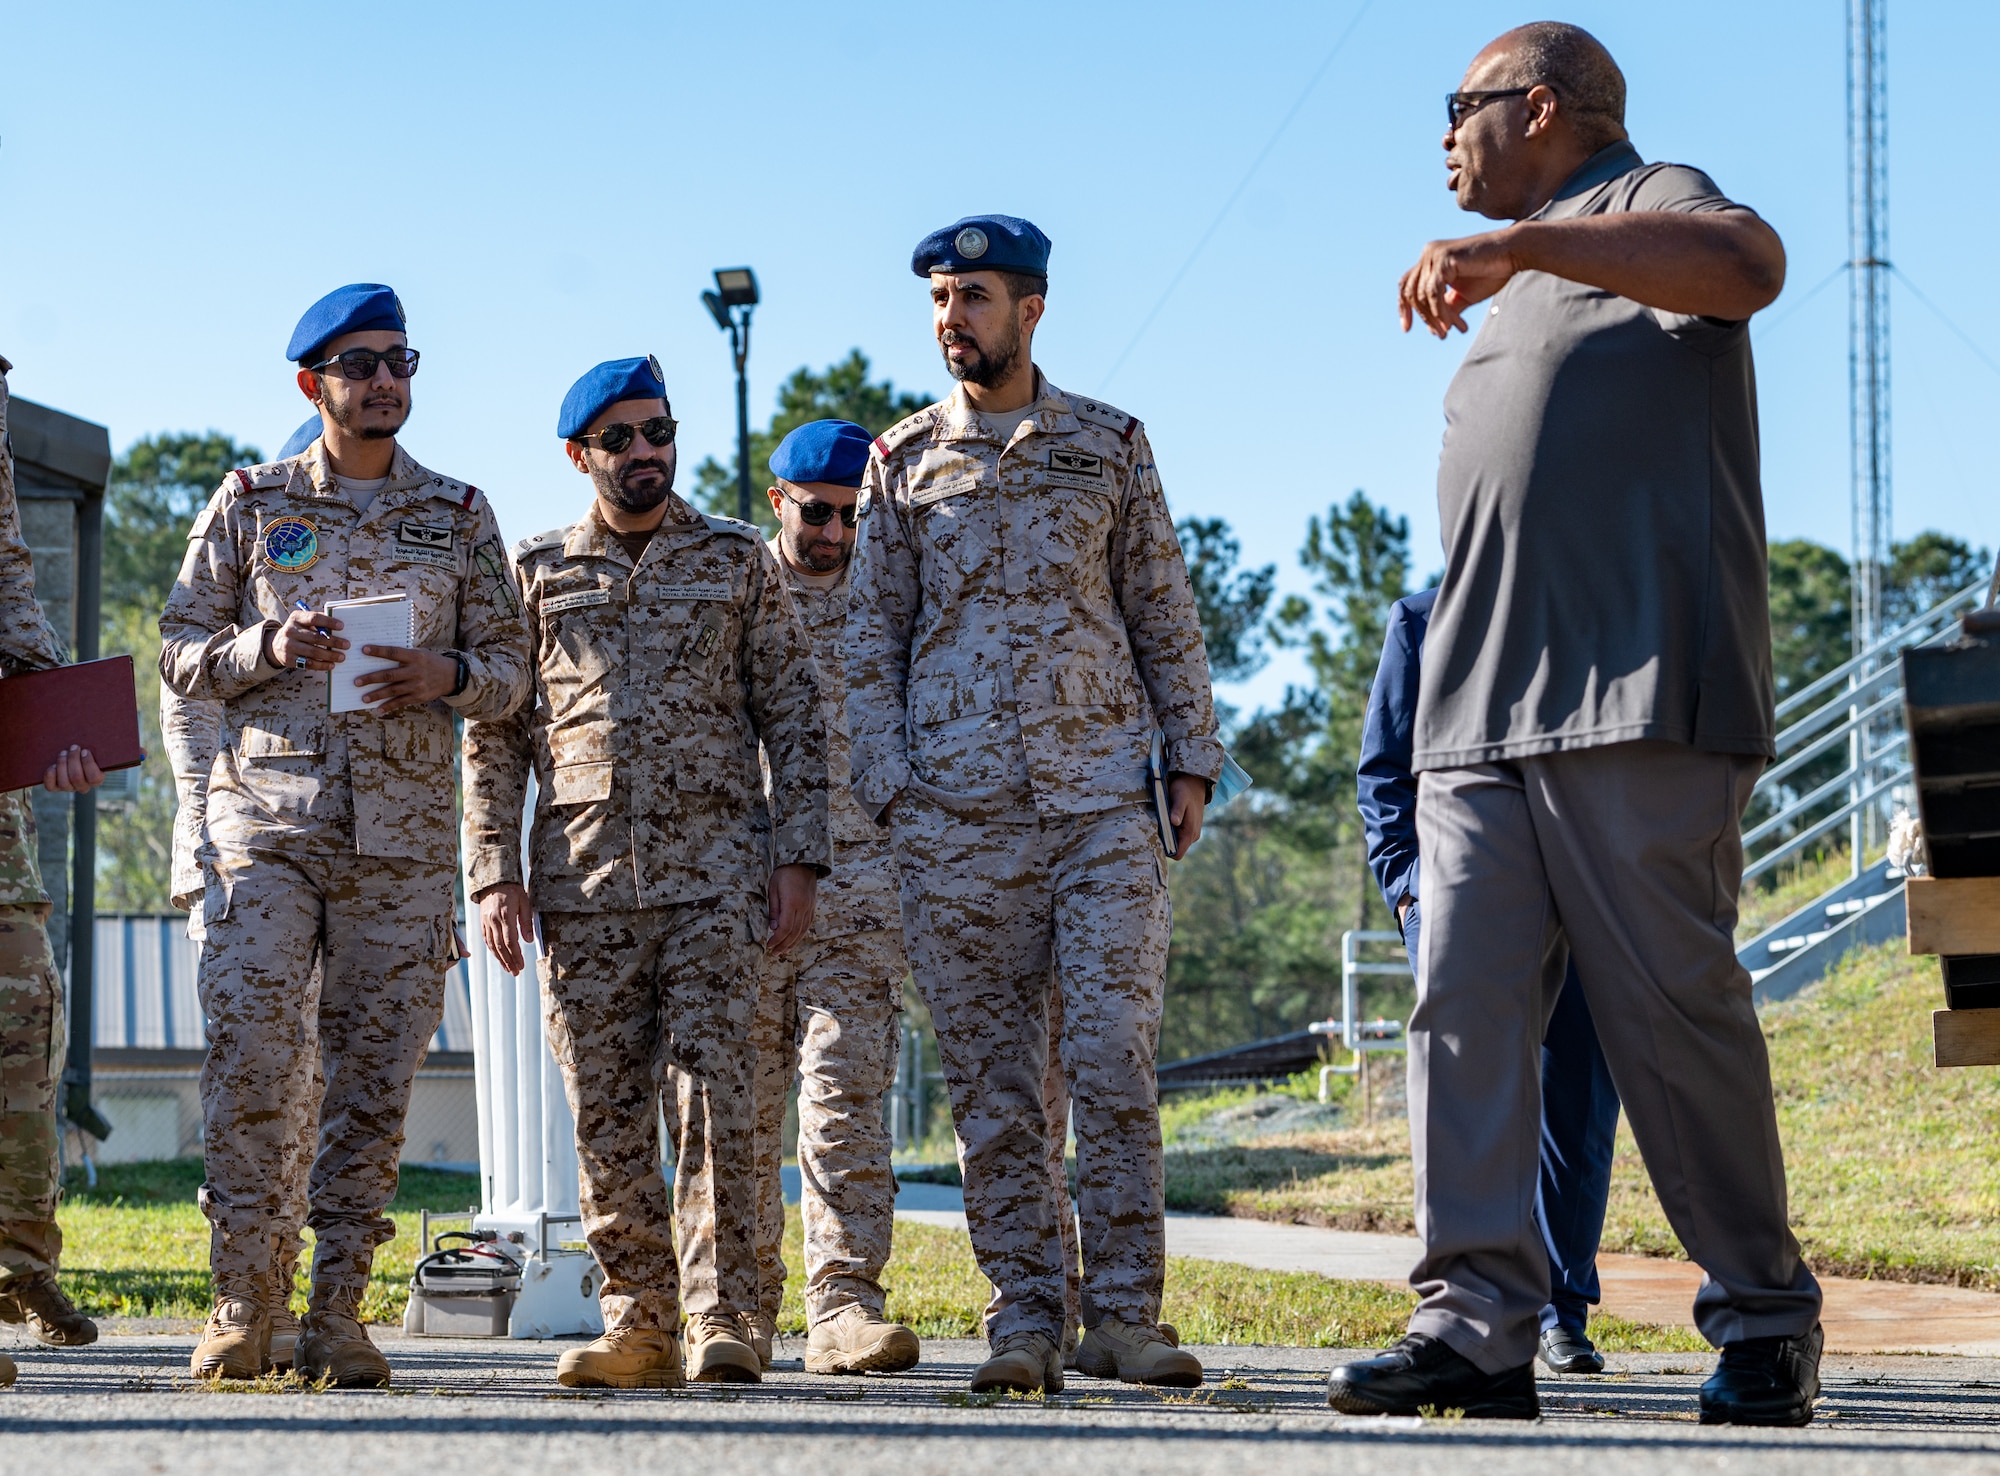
[6,1328,2000,1474]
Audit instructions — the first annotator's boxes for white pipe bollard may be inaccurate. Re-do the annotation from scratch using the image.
[456,775,603,1340]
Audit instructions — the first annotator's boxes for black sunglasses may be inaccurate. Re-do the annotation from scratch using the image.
[779,488,858,528]
[1446,87,1537,129]
[571,416,678,454]
[308,346,420,380]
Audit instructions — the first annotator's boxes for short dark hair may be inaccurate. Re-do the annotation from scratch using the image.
[997,270,1048,305]
[1493,22,1627,151]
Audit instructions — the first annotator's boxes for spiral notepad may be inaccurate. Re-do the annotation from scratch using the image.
[325,593,415,713]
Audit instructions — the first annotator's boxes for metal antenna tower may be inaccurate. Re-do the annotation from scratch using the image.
[1848,0,1890,651]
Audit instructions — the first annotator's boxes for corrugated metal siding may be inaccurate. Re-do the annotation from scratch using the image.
[83,915,475,1053]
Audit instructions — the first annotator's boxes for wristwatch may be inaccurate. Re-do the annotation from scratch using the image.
[447,650,471,698]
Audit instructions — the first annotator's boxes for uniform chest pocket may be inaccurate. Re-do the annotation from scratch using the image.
[1038,486,1117,568]
[909,674,1000,727]
[916,488,997,589]
[235,717,326,760]
[1049,664,1145,717]
[540,591,621,716]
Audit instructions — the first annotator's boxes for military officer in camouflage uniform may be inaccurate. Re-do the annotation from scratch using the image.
[465,356,827,1391]
[847,216,1221,1394]
[0,354,107,1386]
[160,285,530,1385]
[160,412,330,1373]
[717,419,920,1376]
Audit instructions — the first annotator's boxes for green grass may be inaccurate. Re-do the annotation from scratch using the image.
[56,1159,482,1323]
[54,1154,1698,1349]
[1161,941,2000,1292]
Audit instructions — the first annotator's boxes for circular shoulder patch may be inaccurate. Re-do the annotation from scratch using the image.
[261,515,322,572]
[955,226,989,260]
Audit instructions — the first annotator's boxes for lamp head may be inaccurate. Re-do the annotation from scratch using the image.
[713,267,759,308]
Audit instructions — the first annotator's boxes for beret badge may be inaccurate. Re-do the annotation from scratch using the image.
[954,227,989,259]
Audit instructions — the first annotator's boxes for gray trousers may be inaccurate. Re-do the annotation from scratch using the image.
[1408,740,1821,1371]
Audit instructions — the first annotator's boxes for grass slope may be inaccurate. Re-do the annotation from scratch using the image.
[1164,941,1997,1290]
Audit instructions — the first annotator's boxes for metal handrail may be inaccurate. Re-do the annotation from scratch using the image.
[1772,580,1983,721]
[1743,763,1909,884]
[1744,729,1908,850]
[1761,687,1905,785]
[1740,578,1982,884]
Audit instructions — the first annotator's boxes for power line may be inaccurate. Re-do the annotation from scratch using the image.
[1752,260,1848,340]
[1890,264,2000,382]
[1100,0,1374,389]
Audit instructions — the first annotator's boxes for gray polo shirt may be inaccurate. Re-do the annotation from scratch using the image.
[1413,141,1776,773]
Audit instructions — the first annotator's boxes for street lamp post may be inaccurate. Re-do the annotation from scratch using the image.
[702,268,760,523]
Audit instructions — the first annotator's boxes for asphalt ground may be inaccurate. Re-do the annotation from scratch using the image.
[7,1328,2000,1474]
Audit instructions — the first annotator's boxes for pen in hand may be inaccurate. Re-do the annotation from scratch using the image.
[275,600,347,673]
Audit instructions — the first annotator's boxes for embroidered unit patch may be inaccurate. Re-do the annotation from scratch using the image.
[261,516,322,572]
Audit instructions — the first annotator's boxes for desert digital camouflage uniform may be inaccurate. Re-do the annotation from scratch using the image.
[159,439,529,1314]
[847,373,1221,1343]
[0,355,72,1289]
[704,537,907,1330]
[161,675,321,1310]
[461,495,827,1331]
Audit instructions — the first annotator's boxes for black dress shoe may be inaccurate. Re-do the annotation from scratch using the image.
[1327,1333,1539,1420]
[1538,1324,1605,1374]
[1698,1324,1823,1427]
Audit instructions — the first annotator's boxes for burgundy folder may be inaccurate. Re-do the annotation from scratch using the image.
[0,655,144,792]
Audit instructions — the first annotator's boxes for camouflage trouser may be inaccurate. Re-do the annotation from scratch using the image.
[733,926,904,1325]
[190,904,323,1310]
[197,847,454,1308]
[541,895,763,1331]
[893,796,1171,1342]
[0,903,62,1283]
[976,973,1083,1340]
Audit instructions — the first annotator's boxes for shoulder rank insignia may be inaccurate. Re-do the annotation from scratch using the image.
[1072,397,1141,443]
[261,515,321,572]
[872,406,938,460]
[700,513,763,542]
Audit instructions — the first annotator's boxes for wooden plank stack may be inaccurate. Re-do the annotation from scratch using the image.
[1904,607,2000,1066]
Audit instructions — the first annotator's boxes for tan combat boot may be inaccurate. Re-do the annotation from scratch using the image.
[557,1326,685,1389]
[969,1330,1062,1394]
[266,1264,301,1372]
[683,1311,762,1384]
[0,1351,16,1387]
[805,1304,921,1375]
[296,1300,392,1388]
[190,1287,269,1380]
[0,1271,98,1346]
[746,1312,777,1370]
[1074,1320,1203,1387]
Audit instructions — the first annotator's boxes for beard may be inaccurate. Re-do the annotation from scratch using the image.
[940,317,1022,388]
[321,386,408,440]
[784,524,850,574]
[590,455,674,514]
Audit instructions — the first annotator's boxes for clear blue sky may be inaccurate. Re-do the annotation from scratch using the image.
[4,1,1993,713]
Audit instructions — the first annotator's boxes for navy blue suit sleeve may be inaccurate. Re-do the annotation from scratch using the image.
[1357,590,1434,911]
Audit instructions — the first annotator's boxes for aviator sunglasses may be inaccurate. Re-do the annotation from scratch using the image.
[1445,87,1538,129]
[570,416,679,454]
[307,346,421,380]
[779,487,859,528]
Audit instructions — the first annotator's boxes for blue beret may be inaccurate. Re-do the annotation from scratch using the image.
[286,283,406,363]
[911,215,1051,278]
[769,420,872,489]
[277,415,323,460]
[558,354,669,440]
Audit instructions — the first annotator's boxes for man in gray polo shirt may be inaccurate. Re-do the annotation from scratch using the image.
[1325,22,1823,1428]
